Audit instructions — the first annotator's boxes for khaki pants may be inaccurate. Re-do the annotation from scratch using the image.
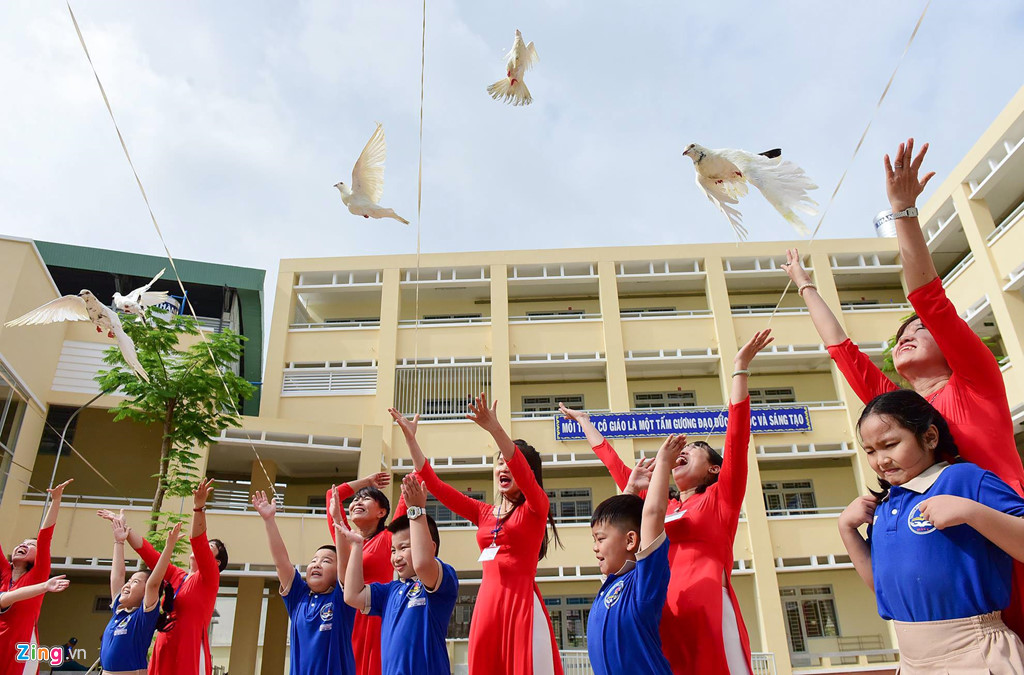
[894,611,1024,674]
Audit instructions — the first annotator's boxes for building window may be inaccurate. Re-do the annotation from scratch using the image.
[620,307,675,318]
[324,317,380,326]
[731,303,776,312]
[633,391,697,409]
[521,395,583,415]
[546,488,592,523]
[394,364,492,420]
[427,492,485,528]
[37,405,78,455]
[448,592,477,639]
[546,596,595,649]
[525,309,585,319]
[749,387,797,405]
[421,313,483,323]
[781,586,840,654]
[763,480,817,515]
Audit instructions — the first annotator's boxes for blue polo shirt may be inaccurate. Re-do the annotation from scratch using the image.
[281,567,357,675]
[869,462,1024,622]
[99,596,159,671]
[587,533,672,675]
[368,559,458,675]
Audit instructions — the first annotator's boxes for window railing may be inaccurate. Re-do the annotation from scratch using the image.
[512,408,610,419]
[987,199,1024,244]
[20,493,327,516]
[619,308,712,319]
[766,506,845,518]
[942,251,975,286]
[509,313,601,322]
[840,301,911,312]
[398,316,491,326]
[290,320,381,330]
[730,306,808,316]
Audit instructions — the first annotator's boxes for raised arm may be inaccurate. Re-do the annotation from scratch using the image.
[782,249,848,346]
[642,435,686,549]
[97,509,185,588]
[0,576,69,609]
[337,521,370,611]
[109,513,129,600]
[560,404,633,491]
[253,490,295,591]
[41,479,73,531]
[402,475,441,590]
[468,394,549,513]
[390,409,426,470]
[191,477,214,540]
[886,138,937,294]
[838,496,877,590]
[731,329,772,405]
[417,462,486,525]
[145,523,181,610]
[325,472,392,542]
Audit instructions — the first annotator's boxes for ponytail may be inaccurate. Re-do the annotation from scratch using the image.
[155,580,176,633]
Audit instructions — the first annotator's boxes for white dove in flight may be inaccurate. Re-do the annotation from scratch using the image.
[5,290,149,381]
[113,268,178,317]
[682,144,819,240]
[487,29,539,106]
[334,123,409,225]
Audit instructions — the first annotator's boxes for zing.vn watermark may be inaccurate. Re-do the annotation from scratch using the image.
[15,643,85,666]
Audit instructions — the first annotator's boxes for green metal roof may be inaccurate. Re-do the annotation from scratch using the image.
[35,241,265,291]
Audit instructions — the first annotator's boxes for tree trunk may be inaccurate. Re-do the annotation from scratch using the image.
[149,401,177,534]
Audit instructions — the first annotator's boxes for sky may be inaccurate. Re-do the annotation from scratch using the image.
[2,1,1024,323]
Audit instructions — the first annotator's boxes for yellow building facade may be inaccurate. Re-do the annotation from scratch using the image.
[2,86,1024,674]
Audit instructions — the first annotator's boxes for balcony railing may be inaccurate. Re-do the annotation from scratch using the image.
[509,313,601,323]
[21,493,326,516]
[840,302,911,312]
[987,199,1024,245]
[766,506,845,518]
[290,320,381,330]
[731,306,808,316]
[196,316,235,333]
[398,316,491,326]
[619,308,712,319]
[511,408,610,419]
[942,251,975,286]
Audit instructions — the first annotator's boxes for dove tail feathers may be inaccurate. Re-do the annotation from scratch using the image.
[487,77,533,106]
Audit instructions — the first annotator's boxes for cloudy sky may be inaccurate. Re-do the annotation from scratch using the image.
[2,1,1023,311]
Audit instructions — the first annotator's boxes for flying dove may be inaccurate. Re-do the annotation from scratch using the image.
[334,123,409,225]
[487,29,539,106]
[113,268,178,317]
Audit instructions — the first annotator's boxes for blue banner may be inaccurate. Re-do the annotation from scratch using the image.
[554,406,812,441]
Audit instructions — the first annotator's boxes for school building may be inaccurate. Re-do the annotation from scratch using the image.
[2,86,1024,674]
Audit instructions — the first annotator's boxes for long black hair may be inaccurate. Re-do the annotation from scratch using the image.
[156,580,176,633]
[689,440,724,495]
[351,486,392,538]
[209,538,229,573]
[499,440,562,560]
[857,389,960,501]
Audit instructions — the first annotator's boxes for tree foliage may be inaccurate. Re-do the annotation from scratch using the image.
[95,312,255,548]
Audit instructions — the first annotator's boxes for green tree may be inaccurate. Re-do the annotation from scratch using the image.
[95,313,255,544]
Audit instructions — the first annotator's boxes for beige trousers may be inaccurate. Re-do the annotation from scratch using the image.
[894,611,1024,674]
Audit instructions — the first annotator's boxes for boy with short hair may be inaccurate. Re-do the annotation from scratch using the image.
[253,489,357,675]
[587,434,685,675]
[338,474,458,675]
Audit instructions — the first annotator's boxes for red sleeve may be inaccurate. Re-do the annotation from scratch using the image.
[392,493,408,520]
[23,526,54,584]
[827,339,899,404]
[191,532,220,591]
[909,277,1005,393]
[134,538,186,589]
[325,484,354,544]
[591,440,634,492]
[417,463,486,525]
[717,398,751,512]
[506,447,550,517]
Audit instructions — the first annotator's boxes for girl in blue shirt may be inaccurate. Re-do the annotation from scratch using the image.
[101,517,178,675]
[839,390,1024,673]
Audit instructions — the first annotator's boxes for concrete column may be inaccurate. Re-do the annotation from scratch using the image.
[597,260,636,476]
[490,265,512,430]
[259,264,298,418]
[228,577,264,675]
[0,408,46,542]
[374,267,402,494]
[705,255,794,675]
[260,582,289,675]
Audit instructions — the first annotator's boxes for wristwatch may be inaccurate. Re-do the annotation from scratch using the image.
[878,206,919,223]
[407,506,424,520]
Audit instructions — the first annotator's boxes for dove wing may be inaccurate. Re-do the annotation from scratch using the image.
[127,268,166,302]
[524,41,539,70]
[694,173,748,240]
[4,295,91,327]
[351,123,387,204]
[139,291,172,308]
[740,153,819,236]
[105,308,149,381]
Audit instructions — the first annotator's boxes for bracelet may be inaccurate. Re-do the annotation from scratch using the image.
[732,369,750,377]
[193,507,206,512]
[797,282,817,296]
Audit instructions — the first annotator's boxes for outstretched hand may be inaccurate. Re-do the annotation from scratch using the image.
[45,575,70,594]
[388,408,420,438]
[252,490,277,520]
[111,511,130,544]
[194,478,215,509]
[334,520,365,546]
[361,472,391,491]
[781,248,812,287]
[401,473,428,508]
[48,479,73,499]
[329,484,344,524]
[626,457,656,494]
[558,402,589,423]
[735,329,774,370]
[466,393,500,432]
[885,138,935,212]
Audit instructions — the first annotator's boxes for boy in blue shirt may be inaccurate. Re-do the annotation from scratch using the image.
[253,489,357,675]
[338,474,458,675]
[587,435,685,675]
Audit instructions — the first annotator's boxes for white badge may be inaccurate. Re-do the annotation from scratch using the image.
[478,544,499,562]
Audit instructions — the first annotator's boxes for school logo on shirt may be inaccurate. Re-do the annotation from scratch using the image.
[406,580,427,607]
[113,614,132,636]
[603,579,626,609]
[907,504,936,535]
[319,604,334,622]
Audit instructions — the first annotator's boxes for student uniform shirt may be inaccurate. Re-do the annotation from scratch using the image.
[281,568,357,675]
[100,596,160,672]
[367,559,459,675]
[869,462,1024,622]
[587,533,673,675]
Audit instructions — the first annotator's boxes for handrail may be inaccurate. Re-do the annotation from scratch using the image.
[766,506,845,517]
[509,313,601,322]
[620,309,712,318]
[398,316,491,326]
[840,302,911,312]
[942,251,975,286]
[512,409,610,419]
[731,306,808,316]
[290,320,381,330]
[987,199,1024,244]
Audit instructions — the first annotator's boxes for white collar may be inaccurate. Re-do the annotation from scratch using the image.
[896,462,950,495]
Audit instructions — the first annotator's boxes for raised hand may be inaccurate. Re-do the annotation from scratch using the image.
[401,473,428,508]
[466,392,500,431]
[166,522,183,546]
[45,575,70,594]
[884,138,936,212]
[735,329,774,370]
[252,490,277,520]
[111,512,129,544]
[193,478,215,510]
[388,408,420,439]
[48,479,73,499]
[334,520,365,546]
[558,402,589,423]
[657,434,687,464]
[625,457,655,495]
[839,495,878,531]
[362,472,391,491]
[98,508,127,529]
[329,485,344,524]
[781,248,812,287]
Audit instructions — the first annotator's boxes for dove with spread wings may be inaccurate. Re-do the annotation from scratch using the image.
[112,268,178,317]
[334,123,409,225]
[683,144,819,240]
[487,29,538,106]
[5,290,149,381]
